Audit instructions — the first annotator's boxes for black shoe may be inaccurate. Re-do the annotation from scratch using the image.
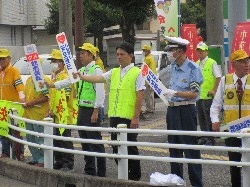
[205,139,215,146]
[27,161,38,165]
[53,162,63,170]
[198,138,207,145]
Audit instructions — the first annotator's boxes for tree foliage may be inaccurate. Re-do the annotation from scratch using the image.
[44,0,59,35]
[180,0,206,40]
[96,0,155,46]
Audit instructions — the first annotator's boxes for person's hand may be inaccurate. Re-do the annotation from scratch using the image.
[212,122,220,132]
[72,71,85,80]
[44,81,54,88]
[208,90,216,97]
[130,117,139,129]
[91,111,98,123]
[163,89,177,99]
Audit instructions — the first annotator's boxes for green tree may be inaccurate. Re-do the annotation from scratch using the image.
[45,0,59,35]
[180,0,206,40]
[96,0,155,46]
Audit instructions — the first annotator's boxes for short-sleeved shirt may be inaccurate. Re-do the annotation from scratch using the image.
[170,58,203,102]
[23,76,50,120]
[0,64,24,102]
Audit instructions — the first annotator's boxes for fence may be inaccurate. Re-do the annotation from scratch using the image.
[5,109,250,186]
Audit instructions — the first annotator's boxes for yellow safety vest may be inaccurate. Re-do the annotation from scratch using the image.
[197,58,216,99]
[223,74,250,124]
[108,67,140,120]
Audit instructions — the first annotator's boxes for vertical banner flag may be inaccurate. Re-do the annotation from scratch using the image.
[24,44,47,92]
[56,32,80,83]
[223,0,229,74]
[230,22,250,73]
[141,63,169,106]
[154,0,179,37]
[181,24,199,62]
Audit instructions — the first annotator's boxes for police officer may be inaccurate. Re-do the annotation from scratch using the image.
[163,36,203,187]
[196,42,221,145]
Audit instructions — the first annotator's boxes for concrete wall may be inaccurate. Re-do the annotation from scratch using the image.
[0,159,153,187]
[0,0,49,25]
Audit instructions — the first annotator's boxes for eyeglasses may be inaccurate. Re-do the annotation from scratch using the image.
[237,58,250,64]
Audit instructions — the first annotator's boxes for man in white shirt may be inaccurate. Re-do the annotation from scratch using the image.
[210,49,250,187]
[196,42,221,146]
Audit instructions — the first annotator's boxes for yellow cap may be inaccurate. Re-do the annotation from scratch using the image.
[48,49,63,60]
[95,47,100,53]
[196,42,208,50]
[230,49,250,62]
[0,49,10,58]
[141,45,151,51]
[79,43,96,57]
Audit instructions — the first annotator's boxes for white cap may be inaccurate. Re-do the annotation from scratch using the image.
[165,36,190,46]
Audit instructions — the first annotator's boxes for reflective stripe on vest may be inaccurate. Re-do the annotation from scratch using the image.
[78,65,100,107]
[197,58,216,99]
[108,66,140,120]
[223,74,250,124]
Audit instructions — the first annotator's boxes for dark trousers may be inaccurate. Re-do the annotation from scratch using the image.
[225,137,241,187]
[167,105,203,187]
[1,136,10,156]
[110,117,141,181]
[53,128,74,169]
[197,99,214,142]
[77,107,106,177]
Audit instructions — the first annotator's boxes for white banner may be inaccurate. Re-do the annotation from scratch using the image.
[24,44,47,92]
[141,63,169,106]
[220,115,250,133]
[56,32,79,83]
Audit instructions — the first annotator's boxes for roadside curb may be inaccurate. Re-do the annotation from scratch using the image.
[0,158,153,187]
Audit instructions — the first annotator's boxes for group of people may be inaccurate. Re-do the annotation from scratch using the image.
[161,36,248,187]
[0,35,248,186]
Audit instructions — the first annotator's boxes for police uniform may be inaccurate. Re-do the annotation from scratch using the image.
[165,36,203,187]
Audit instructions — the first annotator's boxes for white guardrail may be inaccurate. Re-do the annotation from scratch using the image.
[6,109,250,186]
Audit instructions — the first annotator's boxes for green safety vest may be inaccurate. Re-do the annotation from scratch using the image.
[108,66,140,120]
[78,65,100,107]
[197,58,216,99]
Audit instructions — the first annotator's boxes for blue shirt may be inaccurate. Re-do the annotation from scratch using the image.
[170,58,203,102]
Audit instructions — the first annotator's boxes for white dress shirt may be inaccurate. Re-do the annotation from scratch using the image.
[54,61,105,108]
[210,73,247,123]
[102,63,145,91]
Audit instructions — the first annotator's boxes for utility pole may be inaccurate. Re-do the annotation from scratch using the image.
[228,0,247,53]
[74,0,84,70]
[59,0,73,52]
[206,0,224,45]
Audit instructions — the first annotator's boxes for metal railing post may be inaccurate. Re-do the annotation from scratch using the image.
[241,129,250,187]
[43,117,53,169]
[117,124,128,180]
[9,108,18,160]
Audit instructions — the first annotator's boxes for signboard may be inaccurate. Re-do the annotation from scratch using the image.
[24,44,47,92]
[220,115,250,133]
[180,24,199,62]
[154,0,179,37]
[141,63,169,106]
[56,32,79,83]
[229,22,250,73]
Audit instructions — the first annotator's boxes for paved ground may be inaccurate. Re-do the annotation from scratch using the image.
[0,98,233,186]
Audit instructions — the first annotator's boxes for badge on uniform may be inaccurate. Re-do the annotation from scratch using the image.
[182,79,187,83]
[227,91,234,99]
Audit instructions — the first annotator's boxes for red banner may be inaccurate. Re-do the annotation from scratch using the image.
[180,24,199,62]
[229,22,250,73]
